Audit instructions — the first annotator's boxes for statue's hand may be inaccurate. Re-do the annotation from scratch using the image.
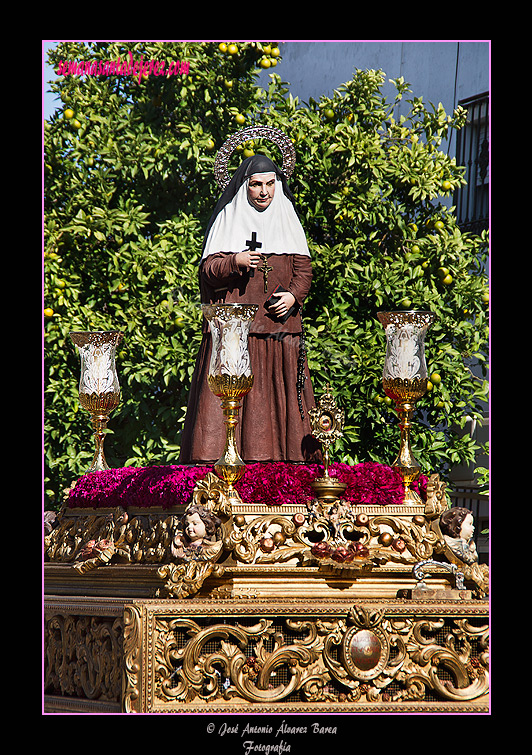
[268,290,296,317]
[235,251,261,271]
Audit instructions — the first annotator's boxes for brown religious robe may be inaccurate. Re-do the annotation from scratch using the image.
[179,252,321,464]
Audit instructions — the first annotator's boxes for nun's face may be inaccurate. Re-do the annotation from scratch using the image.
[247,172,276,211]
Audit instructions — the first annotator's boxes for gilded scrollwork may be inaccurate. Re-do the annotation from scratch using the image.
[191,471,233,523]
[322,604,489,704]
[44,612,123,703]
[44,507,182,567]
[149,603,488,708]
[123,604,142,713]
[393,612,489,702]
[44,470,487,600]
[424,473,449,518]
[154,616,324,705]
[156,483,228,597]
[156,561,225,599]
[226,513,308,564]
[300,494,441,570]
[366,512,440,563]
[44,599,489,713]
[44,474,231,597]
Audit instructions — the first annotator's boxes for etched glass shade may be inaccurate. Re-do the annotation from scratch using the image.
[201,304,258,495]
[71,331,121,399]
[202,304,258,379]
[376,311,435,502]
[377,311,434,384]
[69,331,123,472]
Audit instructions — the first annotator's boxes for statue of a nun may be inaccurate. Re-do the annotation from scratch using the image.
[179,128,321,464]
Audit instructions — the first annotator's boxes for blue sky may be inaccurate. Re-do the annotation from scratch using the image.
[43,41,61,120]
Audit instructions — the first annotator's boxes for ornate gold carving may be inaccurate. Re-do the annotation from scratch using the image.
[123,604,142,713]
[44,612,123,703]
[44,471,487,599]
[72,538,117,574]
[394,615,489,702]
[192,470,233,521]
[44,507,182,567]
[45,486,229,599]
[148,602,488,707]
[154,617,322,705]
[156,474,231,598]
[157,561,225,599]
[220,473,452,572]
[425,473,449,518]
[43,598,489,713]
[321,604,489,704]
[226,512,307,565]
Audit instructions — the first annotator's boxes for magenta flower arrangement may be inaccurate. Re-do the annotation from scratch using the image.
[236,462,427,507]
[66,465,211,510]
[67,462,427,511]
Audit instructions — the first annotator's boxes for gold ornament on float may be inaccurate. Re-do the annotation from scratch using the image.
[70,330,123,473]
[203,303,258,504]
[377,311,435,504]
[309,385,347,504]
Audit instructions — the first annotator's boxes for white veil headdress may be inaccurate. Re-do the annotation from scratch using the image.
[201,169,310,261]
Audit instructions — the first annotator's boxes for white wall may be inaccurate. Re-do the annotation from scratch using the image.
[258,40,490,157]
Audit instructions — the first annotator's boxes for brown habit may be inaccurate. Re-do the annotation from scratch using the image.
[179,252,321,463]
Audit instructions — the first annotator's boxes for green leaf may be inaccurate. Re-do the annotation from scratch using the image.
[44,43,488,509]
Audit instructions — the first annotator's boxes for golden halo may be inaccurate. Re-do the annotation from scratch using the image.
[214,126,296,190]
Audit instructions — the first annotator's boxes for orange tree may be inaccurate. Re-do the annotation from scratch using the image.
[44,41,488,509]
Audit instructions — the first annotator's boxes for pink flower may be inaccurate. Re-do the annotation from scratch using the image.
[67,462,427,510]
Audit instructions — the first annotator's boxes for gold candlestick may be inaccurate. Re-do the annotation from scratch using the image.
[202,304,258,504]
[377,311,434,504]
[70,331,123,473]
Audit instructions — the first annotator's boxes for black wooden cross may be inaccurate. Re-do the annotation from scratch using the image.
[246,231,262,281]
[246,232,273,292]
[246,231,262,253]
[247,231,273,293]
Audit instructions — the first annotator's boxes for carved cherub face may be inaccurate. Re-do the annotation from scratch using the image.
[460,512,475,541]
[184,511,207,544]
[440,507,475,541]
